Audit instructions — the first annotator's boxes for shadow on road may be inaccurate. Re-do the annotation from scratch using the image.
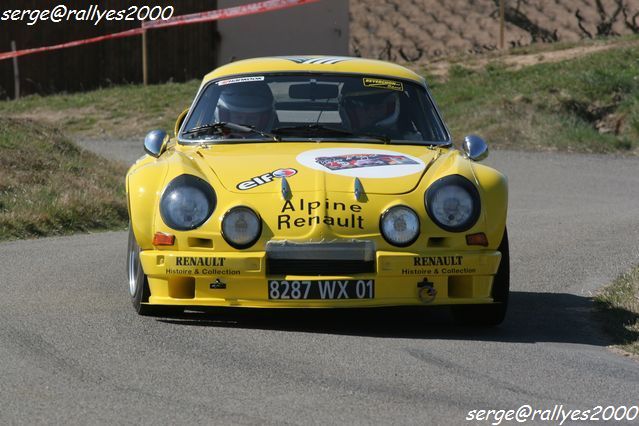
[158,291,636,347]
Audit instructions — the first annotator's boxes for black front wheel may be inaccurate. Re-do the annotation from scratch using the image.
[127,226,183,317]
[451,228,510,326]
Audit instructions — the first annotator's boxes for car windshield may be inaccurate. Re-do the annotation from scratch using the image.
[180,74,450,144]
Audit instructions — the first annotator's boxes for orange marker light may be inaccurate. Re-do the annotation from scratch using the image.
[153,232,175,246]
[466,233,488,247]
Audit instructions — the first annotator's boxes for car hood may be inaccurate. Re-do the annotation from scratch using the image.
[195,142,440,194]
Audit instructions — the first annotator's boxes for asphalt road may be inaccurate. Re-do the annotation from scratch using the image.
[2,142,638,425]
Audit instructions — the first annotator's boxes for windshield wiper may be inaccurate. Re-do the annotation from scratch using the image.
[183,122,280,141]
[271,124,390,144]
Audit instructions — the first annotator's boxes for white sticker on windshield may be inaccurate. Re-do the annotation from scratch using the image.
[216,76,265,86]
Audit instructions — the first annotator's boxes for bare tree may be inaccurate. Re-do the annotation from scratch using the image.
[491,0,558,43]
[577,0,631,38]
[399,46,423,62]
[575,10,594,38]
[621,5,639,33]
[594,0,624,36]
[378,40,394,61]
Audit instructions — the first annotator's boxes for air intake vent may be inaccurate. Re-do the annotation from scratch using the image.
[266,240,376,276]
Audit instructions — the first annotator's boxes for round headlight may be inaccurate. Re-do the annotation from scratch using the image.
[160,175,216,231]
[380,206,420,247]
[221,206,261,249]
[425,175,480,232]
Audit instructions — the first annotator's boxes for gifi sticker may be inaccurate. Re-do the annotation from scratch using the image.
[363,78,403,91]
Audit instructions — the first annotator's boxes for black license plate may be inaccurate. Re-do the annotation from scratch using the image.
[268,279,375,300]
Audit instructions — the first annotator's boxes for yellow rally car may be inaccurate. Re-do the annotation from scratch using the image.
[126,56,509,325]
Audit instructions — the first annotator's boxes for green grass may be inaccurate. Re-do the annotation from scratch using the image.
[429,44,639,153]
[0,40,637,154]
[0,118,129,240]
[0,81,200,139]
[595,266,639,356]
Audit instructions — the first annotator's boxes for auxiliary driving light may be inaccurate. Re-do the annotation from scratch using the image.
[380,205,420,247]
[221,206,262,249]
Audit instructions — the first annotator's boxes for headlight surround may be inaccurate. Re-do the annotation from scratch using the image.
[221,206,262,249]
[160,175,216,231]
[380,205,420,247]
[425,175,481,232]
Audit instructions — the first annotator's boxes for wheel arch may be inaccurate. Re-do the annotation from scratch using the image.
[127,159,169,249]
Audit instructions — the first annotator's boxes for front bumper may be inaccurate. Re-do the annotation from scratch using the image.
[139,249,502,308]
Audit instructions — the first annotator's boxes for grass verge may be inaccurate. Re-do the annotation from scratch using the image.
[0,118,128,240]
[0,38,636,153]
[0,81,200,140]
[429,43,639,153]
[594,266,639,356]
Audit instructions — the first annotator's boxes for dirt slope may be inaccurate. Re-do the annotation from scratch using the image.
[350,0,639,61]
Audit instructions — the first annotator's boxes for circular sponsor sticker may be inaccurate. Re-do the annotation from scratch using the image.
[296,148,425,178]
[272,168,297,178]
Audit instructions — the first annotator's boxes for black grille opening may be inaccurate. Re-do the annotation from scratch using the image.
[267,259,375,276]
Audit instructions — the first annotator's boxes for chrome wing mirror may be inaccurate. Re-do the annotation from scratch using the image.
[462,134,489,162]
[144,129,169,158]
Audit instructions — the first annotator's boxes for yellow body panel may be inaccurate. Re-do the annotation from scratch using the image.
[202,56,426,87]
[126,56,508,309]
[140,249,500,308]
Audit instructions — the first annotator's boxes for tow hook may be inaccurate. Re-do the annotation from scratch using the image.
[210,278,226,290]
[417,278,437,304]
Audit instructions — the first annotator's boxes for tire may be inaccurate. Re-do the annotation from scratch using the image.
[127,226,183,317]
[451,228,510,326]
